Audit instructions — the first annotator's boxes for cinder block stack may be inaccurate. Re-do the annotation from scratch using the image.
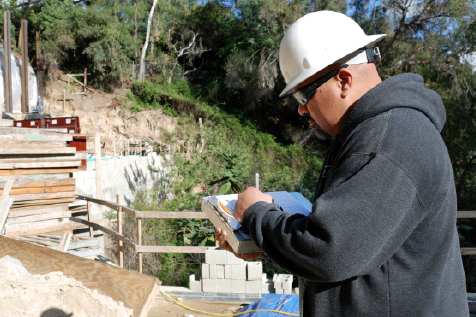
[273,274,298,294]
[189,247,279,295]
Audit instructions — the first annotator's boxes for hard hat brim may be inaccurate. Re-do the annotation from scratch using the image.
[279,33,386,97]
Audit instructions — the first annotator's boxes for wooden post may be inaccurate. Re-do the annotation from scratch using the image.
[113,136,117,169]
[21,19,28,114]
[137,218,142,273]
[62,88,65,112]
[83,68,87,93]
[117,194,123,268]
[127,140,130,163]
[87,201,94,237]
[4,11,12,114]
[94,132,103,199]
[36,27,40,104]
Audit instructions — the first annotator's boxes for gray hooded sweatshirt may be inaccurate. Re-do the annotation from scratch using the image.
[243,74,469,316]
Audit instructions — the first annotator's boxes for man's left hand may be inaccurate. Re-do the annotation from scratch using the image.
[234,187,273,223]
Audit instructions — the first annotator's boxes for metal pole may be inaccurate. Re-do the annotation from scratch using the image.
[4,11,12,114]
[21,19,29,113]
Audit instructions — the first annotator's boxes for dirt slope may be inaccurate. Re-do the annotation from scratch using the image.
[43,79,177,142]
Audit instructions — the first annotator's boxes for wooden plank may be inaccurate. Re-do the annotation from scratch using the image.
[136,211,208,219]
[6,210,73,224]
[136,246,208,253]
[0,134,72,142]
[0,185,75,195]
[0,179,14,233]
[69,217,137,250]
[10,191,75,202]
[458,211,476,218]
[11,198,73,208]
[95,132,103,199]
[9,205,68,218]
[0,198,13,234]
[0,168,78,175]
[0,160,81,169]
[75,194,136,218]
[17,236,58,246]
[87,201,93,236]
[0,173,71,182]
[0,178,75,188]
[58,232,72,252]
[0,157,81,165]
[0,147,76,155]
[6,219,69,232]
[0,235,160,317]
[461,248,476,256]
[0,141,66,148]
[0,127,71,137]
[5,218,112,236]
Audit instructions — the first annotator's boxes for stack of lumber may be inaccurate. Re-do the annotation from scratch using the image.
[0,127,81,235]
[16,233,101,257]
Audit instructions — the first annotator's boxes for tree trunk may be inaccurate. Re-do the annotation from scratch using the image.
[139,0,159,81]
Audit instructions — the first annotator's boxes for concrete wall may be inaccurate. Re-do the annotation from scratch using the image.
[74,153,170,219]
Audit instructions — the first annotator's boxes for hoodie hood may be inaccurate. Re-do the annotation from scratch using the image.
[340,73,446,140]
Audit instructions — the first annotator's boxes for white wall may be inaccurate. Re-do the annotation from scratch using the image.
[74,153,170,219]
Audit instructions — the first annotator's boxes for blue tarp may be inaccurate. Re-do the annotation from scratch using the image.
[239,294,300,316]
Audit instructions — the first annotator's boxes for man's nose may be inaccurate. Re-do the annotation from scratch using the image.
[298,103,309,116]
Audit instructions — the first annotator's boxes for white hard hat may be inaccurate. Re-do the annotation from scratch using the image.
[279,11,386,96]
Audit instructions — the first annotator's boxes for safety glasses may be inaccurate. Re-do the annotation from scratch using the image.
[292,64,349,106]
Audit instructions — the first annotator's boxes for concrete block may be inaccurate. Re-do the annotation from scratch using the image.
[262,280,274,294]
[217,278,233,293]
[225,265,232,279]
[231,279,246,294]
[293,287,299,295]
[201,264,209,279]
[202,278,217,293]
[216,265,225,279]
[274,274,293,290]
[284,289,293,294]
[231,263,247,280]
[282,275,293,290]
[189,273,201,292]
[247,262,263,281]
[206,248,228,264]
[209,264,217,279]
[275,288,284,294]
[226,251,244,265]
[245,280,262,295]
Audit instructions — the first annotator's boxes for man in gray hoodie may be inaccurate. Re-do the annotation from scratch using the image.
[215,11,469,316]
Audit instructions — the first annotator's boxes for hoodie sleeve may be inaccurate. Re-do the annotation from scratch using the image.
[242,152,426,283]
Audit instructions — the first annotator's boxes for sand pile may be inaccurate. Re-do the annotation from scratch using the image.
[0,255,133,317]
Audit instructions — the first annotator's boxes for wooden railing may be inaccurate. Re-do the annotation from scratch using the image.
[458,211,476,256]
[74,194,476,273]
[75,194,209,273]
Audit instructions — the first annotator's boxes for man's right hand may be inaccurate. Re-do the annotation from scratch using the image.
[214,227,262,261]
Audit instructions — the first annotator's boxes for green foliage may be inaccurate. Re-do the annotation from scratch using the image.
[210,151,248,194]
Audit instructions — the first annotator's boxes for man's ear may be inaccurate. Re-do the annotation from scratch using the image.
[337,68,352,99]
